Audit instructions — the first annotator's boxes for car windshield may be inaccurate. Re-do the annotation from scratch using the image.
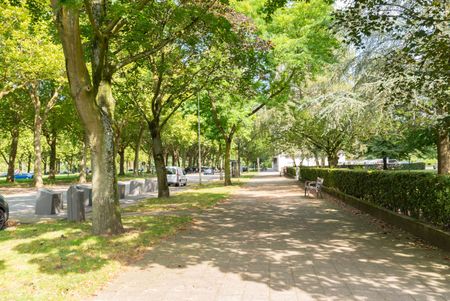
[166,168,176,175]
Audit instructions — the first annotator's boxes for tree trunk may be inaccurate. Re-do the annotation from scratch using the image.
[237,141,241,178]
[27,152,32,173]
[89,81,123,234]
[118,148,125,176]
[79,133,89,183]
[149,121,170,197]
[327,152,338,168]
[33,113,44,188]
[224,137,232,186]
[48,135,57,180]
[6,128,19,183]
[437,126,450,174]
[133,126,145,175]
[382,156,388,170]
[53,1,123,235]
[164,152,169,167]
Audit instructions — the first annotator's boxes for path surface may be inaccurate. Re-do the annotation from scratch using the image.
[94,173,450,301]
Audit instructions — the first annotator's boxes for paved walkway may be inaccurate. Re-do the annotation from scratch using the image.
[94,173,450,301]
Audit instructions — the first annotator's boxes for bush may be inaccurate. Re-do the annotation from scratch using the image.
[284,167,297,178]
[397,162,426,170]
[300,168,450,229]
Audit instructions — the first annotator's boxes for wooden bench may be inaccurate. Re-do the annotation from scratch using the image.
[304,177,324,198]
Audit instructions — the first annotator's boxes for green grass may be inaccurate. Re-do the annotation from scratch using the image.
[0,174,254,301]
[0,216,190,301]
[124,179,247,213]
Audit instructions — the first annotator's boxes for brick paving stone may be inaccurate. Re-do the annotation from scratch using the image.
[93,173,450,301]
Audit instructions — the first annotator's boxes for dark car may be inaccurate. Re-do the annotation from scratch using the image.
[0,195,9,229]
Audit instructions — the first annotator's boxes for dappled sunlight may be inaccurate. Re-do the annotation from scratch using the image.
[0,215,191,300]
[96,175,450,300]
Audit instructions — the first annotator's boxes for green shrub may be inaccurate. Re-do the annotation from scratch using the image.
[300,168,450,229]
[397,162,426,170]
[285,167,297,178]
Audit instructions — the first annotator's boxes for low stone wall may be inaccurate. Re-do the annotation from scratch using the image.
[320,185,450,252]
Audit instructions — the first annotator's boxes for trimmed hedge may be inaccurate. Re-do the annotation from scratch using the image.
[285,167,297,178]
[300,168,450,230]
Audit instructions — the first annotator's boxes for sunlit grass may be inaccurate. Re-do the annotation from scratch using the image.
[124,174,255,213]
[0,173,255,300]
[0,215,190,301]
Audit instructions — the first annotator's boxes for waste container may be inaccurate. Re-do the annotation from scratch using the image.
[76,185,92,206]
[67,185,85,222]
[35,189,62,215]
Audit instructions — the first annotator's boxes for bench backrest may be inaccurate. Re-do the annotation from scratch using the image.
[316,177,324,187]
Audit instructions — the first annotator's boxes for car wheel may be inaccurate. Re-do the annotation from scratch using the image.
[0,210,6,230]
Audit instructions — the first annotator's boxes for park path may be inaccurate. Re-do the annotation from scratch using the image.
[93,173,450,301]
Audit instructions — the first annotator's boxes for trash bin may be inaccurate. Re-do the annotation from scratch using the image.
[129,180,144,195]
[76,185,92,206]
[35,189,63,215]
[67,186,85,222]
[144,179,156,192]
[118,182,127,199]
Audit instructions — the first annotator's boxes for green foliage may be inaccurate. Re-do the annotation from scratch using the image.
[300,167,450,229]
[285,166,296,177]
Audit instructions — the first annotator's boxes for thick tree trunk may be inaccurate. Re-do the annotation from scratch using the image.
[224,137,232,186]
[149,121,170,197]
[89,81,123,234]
[79,133,88,183]
[48,135,57,180]
[52,4,123,234]
[327,152,338,168]
[437,126,450,174]
[6,128,19,183]
[118,148,125,176]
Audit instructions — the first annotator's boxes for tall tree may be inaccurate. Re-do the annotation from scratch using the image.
[334,0,450,174]
[51,0,229,233]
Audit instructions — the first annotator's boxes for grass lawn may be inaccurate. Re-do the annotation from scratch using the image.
[0,175,253,301]
[0,172,155,188]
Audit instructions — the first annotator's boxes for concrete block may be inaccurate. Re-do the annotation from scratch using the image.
[130,180,144,196]
[118,182,127,199]
[144,179,156,192]
[76,185,92,206]
[67,186,85,222]
[35,189,62,215]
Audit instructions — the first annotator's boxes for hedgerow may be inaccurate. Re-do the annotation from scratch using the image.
[300,168,450,229]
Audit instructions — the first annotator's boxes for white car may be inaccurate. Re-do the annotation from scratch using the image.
[166,166,187,186]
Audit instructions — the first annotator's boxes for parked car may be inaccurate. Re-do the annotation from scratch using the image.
[203,167,215,175]
[166,166,187,186]
[0,172,7,177]
[0,195,9,229]
[14,172,33,179]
